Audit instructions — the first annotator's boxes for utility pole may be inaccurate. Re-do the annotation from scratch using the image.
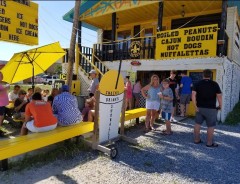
[66,0,81,90]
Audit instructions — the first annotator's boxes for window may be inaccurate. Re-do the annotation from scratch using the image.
[117,30,131,49]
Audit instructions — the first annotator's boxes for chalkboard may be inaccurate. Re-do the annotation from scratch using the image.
[189,72,203,86]
[189,72,213,86]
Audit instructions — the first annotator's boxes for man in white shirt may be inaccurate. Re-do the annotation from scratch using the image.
[8,85,20,103]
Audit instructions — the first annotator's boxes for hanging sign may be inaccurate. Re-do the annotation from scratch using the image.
[98,70,125,143]
[155,24,218,59]
[0,0,38,45]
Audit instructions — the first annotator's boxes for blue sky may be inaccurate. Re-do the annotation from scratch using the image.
[0,1,97,61]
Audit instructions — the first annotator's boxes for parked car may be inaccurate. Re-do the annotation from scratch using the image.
[43,75,59,85]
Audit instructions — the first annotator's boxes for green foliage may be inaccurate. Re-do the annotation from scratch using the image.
[54,64,62,74]
[225,102,240,125]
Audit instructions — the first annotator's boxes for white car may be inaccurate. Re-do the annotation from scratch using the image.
[43,75,58,85]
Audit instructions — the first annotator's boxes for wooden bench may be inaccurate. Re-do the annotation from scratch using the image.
[0,121,94,171]
[124,108,147,123]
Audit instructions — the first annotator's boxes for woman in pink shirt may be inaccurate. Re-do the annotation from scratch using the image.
[125,76,132,110]
[132,79,142,108]
[0,72,9,136]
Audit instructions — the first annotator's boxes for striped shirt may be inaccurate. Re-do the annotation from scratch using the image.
[52,92,82,126]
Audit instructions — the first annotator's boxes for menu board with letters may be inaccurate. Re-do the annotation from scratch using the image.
[189,71,213,86]
[0,0,38,45]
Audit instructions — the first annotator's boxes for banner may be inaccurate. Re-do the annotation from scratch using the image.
[0,0,38,45]
[155,24,218,59]
[98,70,125,143]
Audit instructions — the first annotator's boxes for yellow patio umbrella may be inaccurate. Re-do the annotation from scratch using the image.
[1,42,66,89]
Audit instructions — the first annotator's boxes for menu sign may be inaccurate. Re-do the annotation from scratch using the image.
[0,0,38,45]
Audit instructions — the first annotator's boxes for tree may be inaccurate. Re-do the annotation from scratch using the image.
[66,0,81,90]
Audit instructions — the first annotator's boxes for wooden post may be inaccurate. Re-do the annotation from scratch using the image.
[92,90,100,149]
[218,0,228,56]
[66,0,81,90]
[0,159,8,171]
[120,90,127,135]
[157,1,164,32]
[112,12,116,42]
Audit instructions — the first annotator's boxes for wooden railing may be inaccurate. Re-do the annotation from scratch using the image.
[93,36,156,61]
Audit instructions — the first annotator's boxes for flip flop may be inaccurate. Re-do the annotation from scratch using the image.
[206,143,218,147]
[194,139,203,144]
[150,126,156,131]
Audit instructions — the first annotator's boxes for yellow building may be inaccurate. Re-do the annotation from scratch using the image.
[63,0,240,122]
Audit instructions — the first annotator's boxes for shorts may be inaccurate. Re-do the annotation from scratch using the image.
[195,108,217,127]
[0,106,5,116]
[162,111,172,121]
[133,93,140,99]
[180,94,191,105]
[26,120,57,133]
[146,100,160,110]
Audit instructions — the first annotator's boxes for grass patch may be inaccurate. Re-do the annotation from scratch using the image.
[225,102,240,125]
[9,139,90,171]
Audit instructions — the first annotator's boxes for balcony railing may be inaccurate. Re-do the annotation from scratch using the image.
[93,36,156,61]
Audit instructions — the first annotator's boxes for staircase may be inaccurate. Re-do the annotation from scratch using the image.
[76,46,110,95]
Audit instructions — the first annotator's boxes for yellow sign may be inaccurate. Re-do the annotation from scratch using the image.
[155,24,218,59]
[0,0,38,45]
[99,70,124,96]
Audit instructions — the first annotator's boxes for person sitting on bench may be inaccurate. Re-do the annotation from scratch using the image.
[52,85,82,126]
[20,92,58,135]
[13,89,29,120]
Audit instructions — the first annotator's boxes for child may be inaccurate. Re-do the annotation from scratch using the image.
[159,79,173,135]
[82,98,94,122]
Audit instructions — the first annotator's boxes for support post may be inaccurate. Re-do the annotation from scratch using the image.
[218,0,228,56]
[112,12,116,42]
[92,90,100,149]
[157,1,164,32]
[0,159,8,171]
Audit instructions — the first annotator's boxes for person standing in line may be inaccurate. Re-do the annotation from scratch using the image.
[125,76,132,110]
[167,70,179,122]
[159,79,174,135]
[192,69,222,147]
[88,69,99,97]
[0,72,9,136]
[132,78,142,108]
[180,71,193,117]
[141,74,161,132]
[52,85,82,126]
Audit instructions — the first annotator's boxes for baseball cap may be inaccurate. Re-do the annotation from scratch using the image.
[62,85,69,92]
[89,69,97,74]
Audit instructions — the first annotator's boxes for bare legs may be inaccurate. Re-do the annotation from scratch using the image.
[194,123,215,145]
[125,98,132,111]
[145,109,157,131]
[20,122,28,135]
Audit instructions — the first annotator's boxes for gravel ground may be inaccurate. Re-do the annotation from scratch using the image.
[1,118,240,184]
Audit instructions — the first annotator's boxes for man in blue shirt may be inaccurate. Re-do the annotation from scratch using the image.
[180,71,193,117]
[52,85,82,126]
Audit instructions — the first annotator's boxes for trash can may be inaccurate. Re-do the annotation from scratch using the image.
[76,95,88,111]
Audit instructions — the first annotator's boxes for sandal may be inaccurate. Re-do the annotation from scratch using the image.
[206,143,218,147]
[144,128,150,133]
[194,139,203,144]
[150,126,156,131]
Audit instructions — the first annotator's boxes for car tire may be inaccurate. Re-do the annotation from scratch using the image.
[48,81,52,85]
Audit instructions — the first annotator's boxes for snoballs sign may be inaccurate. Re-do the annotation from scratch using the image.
[98,70,125,143]
[0,0,38,45]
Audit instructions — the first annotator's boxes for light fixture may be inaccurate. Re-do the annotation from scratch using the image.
[181,5,185,17]
[116,18,119,29]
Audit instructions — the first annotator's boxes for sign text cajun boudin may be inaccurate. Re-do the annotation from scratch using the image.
[155,24,218,59]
